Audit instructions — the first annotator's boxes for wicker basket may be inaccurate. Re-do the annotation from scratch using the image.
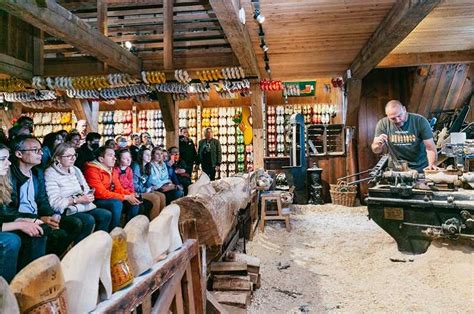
[330,182,357,207]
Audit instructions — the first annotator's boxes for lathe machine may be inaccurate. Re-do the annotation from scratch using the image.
[351,138,474,254]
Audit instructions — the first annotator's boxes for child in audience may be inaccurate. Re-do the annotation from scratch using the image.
[131,148,166,219]
[147,147,183,205]
[84,146,141,230]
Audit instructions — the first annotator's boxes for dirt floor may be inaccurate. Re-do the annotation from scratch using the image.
[246,204,473,313]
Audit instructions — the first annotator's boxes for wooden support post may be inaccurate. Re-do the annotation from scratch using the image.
[0,0,141,74]
[190,250,204,314]
[345,79,362,127]
[32,28,43,76]
[163,0,174,70]
[157,93,178,148]
[97,0,108,73]
[251,82,264,169]
[378,50,474,68]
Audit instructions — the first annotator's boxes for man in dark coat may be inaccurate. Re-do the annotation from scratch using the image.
[196,128,221,181]
[178,127,197,176]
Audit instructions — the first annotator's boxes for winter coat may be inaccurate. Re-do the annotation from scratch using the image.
[83,161,131,201]
[113,166,135,194]
[44,164,96,215]
[146,162,171,190]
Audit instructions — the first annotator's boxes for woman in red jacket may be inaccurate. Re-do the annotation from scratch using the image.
[84,146,141,230]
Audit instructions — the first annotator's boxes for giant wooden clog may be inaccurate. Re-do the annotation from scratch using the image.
[61,231,112,314]
[160,204,183,253]
[148,213,173,261]
[10,255,68,313]
[0,276,19,313]
[124,215,154,277]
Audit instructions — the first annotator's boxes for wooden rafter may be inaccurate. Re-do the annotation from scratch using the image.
[209,0,260,77]
[378,50,474,68]
[347,0,442,80]
[0,0,141,75]
[0,53,32,79]
[163,0,174,70]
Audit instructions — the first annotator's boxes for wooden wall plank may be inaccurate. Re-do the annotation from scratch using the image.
[430,64,457,114]
[443,64,469,110]
[418,64,443,117]
[407,65,430,112]
[452,64,472,108]
[0,52,33,79]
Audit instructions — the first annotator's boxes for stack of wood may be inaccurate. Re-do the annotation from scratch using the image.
[209,252,261,313]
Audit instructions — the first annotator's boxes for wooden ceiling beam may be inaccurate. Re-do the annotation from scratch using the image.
[209,0,260,77]
[378,50,474,68]
[347,0,442,80]
[60,0,201,11]
[0,53,33,79]
[0,0,142,75]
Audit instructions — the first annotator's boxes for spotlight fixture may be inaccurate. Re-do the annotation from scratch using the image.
[260,39,269,52]
[124,41,133,50]
[258,25,265,37]
[264,52,269,62]
[253,9,265,24]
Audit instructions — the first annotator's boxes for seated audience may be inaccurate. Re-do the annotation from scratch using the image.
[9,135,81,256]
[131,148,166,219]
[84,146,141,230]
[140,132,154,150]
[65,132,82,149]
[115,136,128,150]
[114,149,154,218]
[147,147,183,205]
[168,146,191,195]
[57,130,69,141]
[45,143,112,242]
[0,143,46,282]
[129,133,141,162]
[104,139,116,149]
[75,132,101,170]
[41,132,63,168]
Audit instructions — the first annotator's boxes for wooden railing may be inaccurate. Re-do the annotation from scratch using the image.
[93,239,204,314]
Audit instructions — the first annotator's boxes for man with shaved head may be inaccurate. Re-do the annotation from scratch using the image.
[371,100,437,172]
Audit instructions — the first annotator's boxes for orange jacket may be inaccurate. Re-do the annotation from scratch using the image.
[83,161,131,201]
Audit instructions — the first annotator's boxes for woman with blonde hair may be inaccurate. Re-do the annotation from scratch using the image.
[44,143,111,242]
[0,143,46,282]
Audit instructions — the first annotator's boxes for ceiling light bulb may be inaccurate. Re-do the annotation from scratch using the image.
[124,41,133,49]
[260,40,269,52]
[265,64,271,73]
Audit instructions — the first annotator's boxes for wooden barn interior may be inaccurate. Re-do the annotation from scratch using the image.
[0,0,473,313]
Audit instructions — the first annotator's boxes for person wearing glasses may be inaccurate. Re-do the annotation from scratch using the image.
[0,143,46,282]
[8,135,81,257]
[84,146,141,230]
[75,132,101,171]
[196,128,222,181]
[44,143,112,242]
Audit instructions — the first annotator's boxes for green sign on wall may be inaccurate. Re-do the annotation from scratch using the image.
[283,81,316,97]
